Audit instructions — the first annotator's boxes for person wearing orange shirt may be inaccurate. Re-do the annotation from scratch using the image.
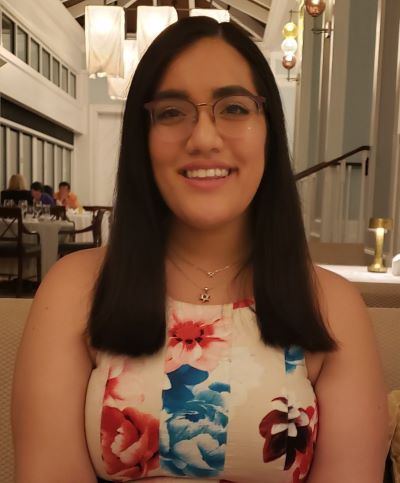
[54,181,80,209]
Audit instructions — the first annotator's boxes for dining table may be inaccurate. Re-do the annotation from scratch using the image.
[318,264,400,307]
[24,217,75,276]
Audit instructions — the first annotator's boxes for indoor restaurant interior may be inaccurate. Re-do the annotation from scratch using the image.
[0,0,399,482]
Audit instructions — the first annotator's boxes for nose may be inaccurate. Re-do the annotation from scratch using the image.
[185,108,224,154]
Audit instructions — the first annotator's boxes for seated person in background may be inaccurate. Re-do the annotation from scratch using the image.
[1,173,32,205]
[54,181,79,209]
[43,184,54,199]
[30,181,55,206]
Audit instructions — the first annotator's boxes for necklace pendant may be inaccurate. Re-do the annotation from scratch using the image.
[207,271,215,278]
[199,287,211,303]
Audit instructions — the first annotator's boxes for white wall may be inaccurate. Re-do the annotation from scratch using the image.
[0,0,87,133]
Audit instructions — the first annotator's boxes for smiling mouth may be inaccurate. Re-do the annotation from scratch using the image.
[179,168,236,179]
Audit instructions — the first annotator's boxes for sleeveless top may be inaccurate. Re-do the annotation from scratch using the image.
[85,298,318,483]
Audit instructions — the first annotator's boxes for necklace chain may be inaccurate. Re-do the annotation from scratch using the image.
[168,257,230,303]
[169,249,235,279]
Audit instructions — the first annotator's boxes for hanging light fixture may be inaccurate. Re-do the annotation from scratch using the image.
[189,8,230,23]
[136,6,178,60]
[107,39,138,100]
[305,0,326,17]
[85,6,125,78]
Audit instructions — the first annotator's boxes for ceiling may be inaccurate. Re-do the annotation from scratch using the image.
[59,0,270,42]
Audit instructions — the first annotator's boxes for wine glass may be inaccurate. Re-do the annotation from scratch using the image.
[18,199,28,217]
[33,200,42,218]
[3,199,15,207]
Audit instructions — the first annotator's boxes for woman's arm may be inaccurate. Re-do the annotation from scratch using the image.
[307,267,388,483]
[12,249,104,483]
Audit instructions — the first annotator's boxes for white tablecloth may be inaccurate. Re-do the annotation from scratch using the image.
[318,264,400,283]
[24,219,74,276]
[66,210,110,245]
[0,218,74,278]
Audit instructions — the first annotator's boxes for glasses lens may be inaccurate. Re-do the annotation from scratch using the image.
[149,99,195,142]
[214,95,261,138]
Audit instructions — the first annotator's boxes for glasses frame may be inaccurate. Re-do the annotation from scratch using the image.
[144,93,266,127]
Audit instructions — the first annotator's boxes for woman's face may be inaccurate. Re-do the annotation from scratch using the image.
[148,37,267,230]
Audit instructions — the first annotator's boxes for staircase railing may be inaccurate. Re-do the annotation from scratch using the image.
[294,145,371,242]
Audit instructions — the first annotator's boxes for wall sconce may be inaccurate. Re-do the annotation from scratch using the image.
[281,13,300,80]
[368,218,392,273]
[305,0,326,17]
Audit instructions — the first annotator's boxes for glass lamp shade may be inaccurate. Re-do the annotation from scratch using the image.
[108,39,138,100]
[281,38,298,56]
[85,6,125,78]
[189,8,230,22]
[305,0,326,17]
[282,54,297,70]
[282,22,298,38]
[136,6,178,60]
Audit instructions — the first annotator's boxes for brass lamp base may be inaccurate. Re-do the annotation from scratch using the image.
[368,262,387,273]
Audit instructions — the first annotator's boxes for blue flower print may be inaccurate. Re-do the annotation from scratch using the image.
[285,346,304,374]
[160,367,230,478]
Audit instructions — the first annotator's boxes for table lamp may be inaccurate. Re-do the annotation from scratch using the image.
[368,218,392,273]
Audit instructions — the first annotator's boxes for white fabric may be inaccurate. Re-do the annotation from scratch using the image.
[107,39,138,101]
[0,219,74,278]
[85,6,125,78]
[67,211,93,243]
[136,6,178,60]
[189,9,230,22]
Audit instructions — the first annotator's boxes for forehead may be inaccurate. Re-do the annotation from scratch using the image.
[156,37,257,99]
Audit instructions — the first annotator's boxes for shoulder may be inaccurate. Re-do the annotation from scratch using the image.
[32,247,106,332]
[313,265,369,336]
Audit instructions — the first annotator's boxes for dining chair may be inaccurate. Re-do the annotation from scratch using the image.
[0,207,41,297]
[50,205,67,220]
[58,209,106,257]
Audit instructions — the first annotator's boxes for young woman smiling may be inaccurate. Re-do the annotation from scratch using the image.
[12,16,387,483]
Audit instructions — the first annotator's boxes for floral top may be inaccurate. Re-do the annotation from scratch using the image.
[85,298,318,483]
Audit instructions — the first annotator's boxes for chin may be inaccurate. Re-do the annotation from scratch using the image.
[177,207,246,231]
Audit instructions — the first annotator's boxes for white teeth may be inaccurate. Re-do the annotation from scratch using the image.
[185,168,230,179]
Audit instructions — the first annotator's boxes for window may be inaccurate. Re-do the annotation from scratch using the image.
[1,15,15,53]
[36,139,44,182]
[44,143,54,185]
[16,27,28,63]
[30,38,40,71]
[9,130,19,176]
[0,126,6,190]
[42,49,50,80]
[52,58,60,86]
[61,65,68,92]
[69,72,77,98]
[21,134,32,184]
[63,149,71,181]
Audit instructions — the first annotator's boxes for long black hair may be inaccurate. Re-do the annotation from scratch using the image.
[88,16,336,356]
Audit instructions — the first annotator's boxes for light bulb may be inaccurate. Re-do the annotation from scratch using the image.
[305,0,326,17]
[282,54,297,70]
[282,22,298,38]
[281,38,298,56]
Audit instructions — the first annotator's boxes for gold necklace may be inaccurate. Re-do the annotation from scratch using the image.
[169,249,235,279]
[168,257,230,303]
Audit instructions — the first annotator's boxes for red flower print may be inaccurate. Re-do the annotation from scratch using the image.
[259,396,317,478]
[165,311,230,373]
[101,405,159,480]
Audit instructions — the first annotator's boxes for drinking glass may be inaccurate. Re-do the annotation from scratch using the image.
[3,199,15,207]
[33,200,43,218]
[18,200,28,217]
[42,204,51,220]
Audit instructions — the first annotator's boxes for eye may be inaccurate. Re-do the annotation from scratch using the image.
[223,103,249,115]
[154,106,187,124]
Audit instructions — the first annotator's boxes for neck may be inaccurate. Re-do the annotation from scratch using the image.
[167,215,252,268]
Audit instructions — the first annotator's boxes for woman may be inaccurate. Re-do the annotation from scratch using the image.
[1,173,32,205]
[12,17,387,483]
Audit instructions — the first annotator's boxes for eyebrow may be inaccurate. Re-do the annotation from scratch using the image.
[152,85,255,101]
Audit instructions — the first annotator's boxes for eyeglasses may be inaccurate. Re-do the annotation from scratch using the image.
[144,94,266,142]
